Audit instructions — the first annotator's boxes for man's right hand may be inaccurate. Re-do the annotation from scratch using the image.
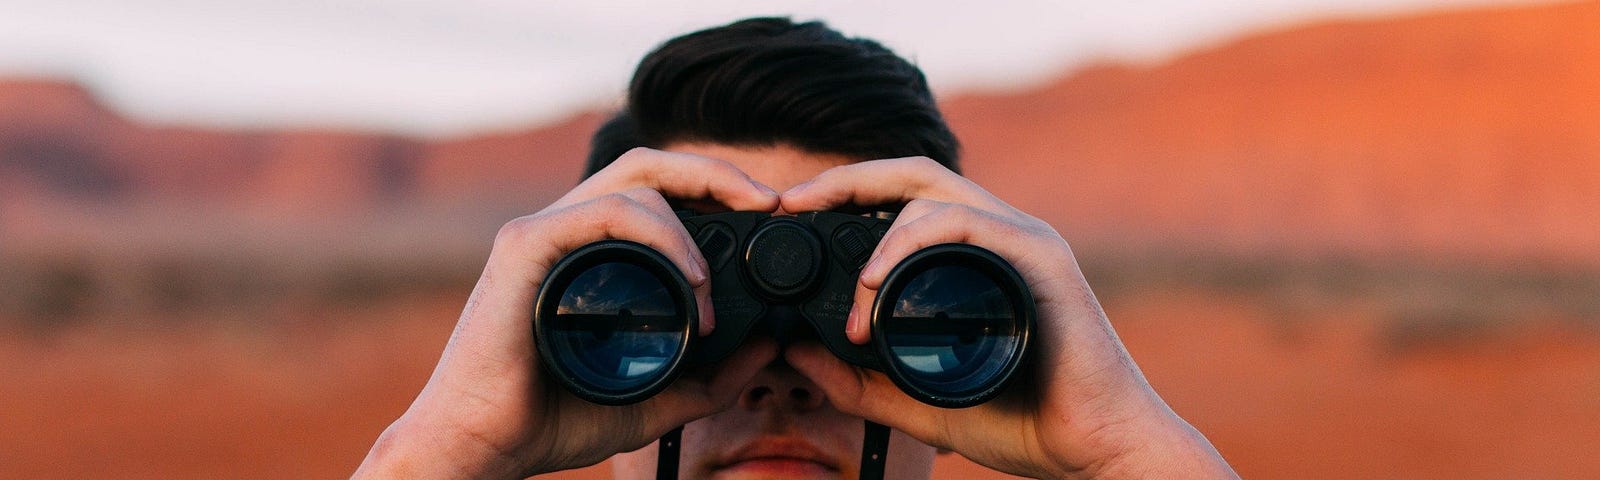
[353,148,781,479]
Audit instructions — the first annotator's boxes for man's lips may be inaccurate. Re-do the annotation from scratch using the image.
[716,436,840,475]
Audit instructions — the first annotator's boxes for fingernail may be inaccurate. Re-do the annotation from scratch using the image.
[755,182,778,197]
[698,295,715,336]
[686,261,706,285]
[846,305,862,336]
[861,257,882,281]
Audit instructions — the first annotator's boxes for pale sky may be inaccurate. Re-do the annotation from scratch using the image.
[0,0,1537,137]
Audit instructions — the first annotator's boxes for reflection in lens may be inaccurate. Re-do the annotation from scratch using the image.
[547,262,686,393]
[882,265,1018,397]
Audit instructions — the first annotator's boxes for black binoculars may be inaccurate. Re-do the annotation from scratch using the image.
[532,210,1035,408]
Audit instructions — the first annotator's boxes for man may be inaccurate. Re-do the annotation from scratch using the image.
[355,17,1237,479]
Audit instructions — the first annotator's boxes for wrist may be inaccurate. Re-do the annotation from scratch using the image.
[1056,408,1235,480]
[354,411,528,480]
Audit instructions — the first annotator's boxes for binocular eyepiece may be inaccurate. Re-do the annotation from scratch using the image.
[532,210,1035,408]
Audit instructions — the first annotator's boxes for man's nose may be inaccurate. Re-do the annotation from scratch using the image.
[739,359,826,412]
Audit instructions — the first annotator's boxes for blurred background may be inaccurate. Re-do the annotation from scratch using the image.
[2,0,1597,478]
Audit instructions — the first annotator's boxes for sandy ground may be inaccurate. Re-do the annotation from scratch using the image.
[2,291,1597,479]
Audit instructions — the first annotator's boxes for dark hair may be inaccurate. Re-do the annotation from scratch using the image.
[585,17,960,177]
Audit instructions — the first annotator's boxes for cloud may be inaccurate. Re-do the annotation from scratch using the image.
[892,266,1011,320]
[557,262,677,317]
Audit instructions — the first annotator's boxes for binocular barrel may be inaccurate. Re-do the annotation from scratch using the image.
[532,211,1035,408]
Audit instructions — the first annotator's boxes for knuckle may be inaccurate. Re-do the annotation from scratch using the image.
[894,156,948,178]
[494,215,541,244]
[924,203,981,230]
[881,222,927,253]
[611,147,663,175]
[948,203,985,220]
[901,198,941,215]
[619,186,669,207]
[698,155,741,175]
[905,157,954,189]
[584,194,649,231]
[596,191,644,210]
[908,156,943,171]
[616,146,656,165]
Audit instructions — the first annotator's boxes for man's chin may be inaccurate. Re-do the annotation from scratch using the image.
[709,458,842,480]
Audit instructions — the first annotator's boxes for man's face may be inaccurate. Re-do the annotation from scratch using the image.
[609,143,938,480]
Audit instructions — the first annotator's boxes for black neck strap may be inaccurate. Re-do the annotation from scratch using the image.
[859,421,891,480]
[655,426,683,480]
[653,422,891,480]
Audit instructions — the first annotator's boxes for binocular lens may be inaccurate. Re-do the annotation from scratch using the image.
[875,246,1031,407]
[545,261,687,396]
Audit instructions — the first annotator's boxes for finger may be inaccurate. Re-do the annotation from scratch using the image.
[859,204,1028,290]
[784,343,955,446]
[844,205,1038,344]
[611,186,708,267]
[473,194,713,348]
[560,194,717,335]
[839,198,951,343]
[780,156,1007,214]
[536,194,708,287]
[612,187,718,336]
[559,147,779,212]
[887,197,949,226]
